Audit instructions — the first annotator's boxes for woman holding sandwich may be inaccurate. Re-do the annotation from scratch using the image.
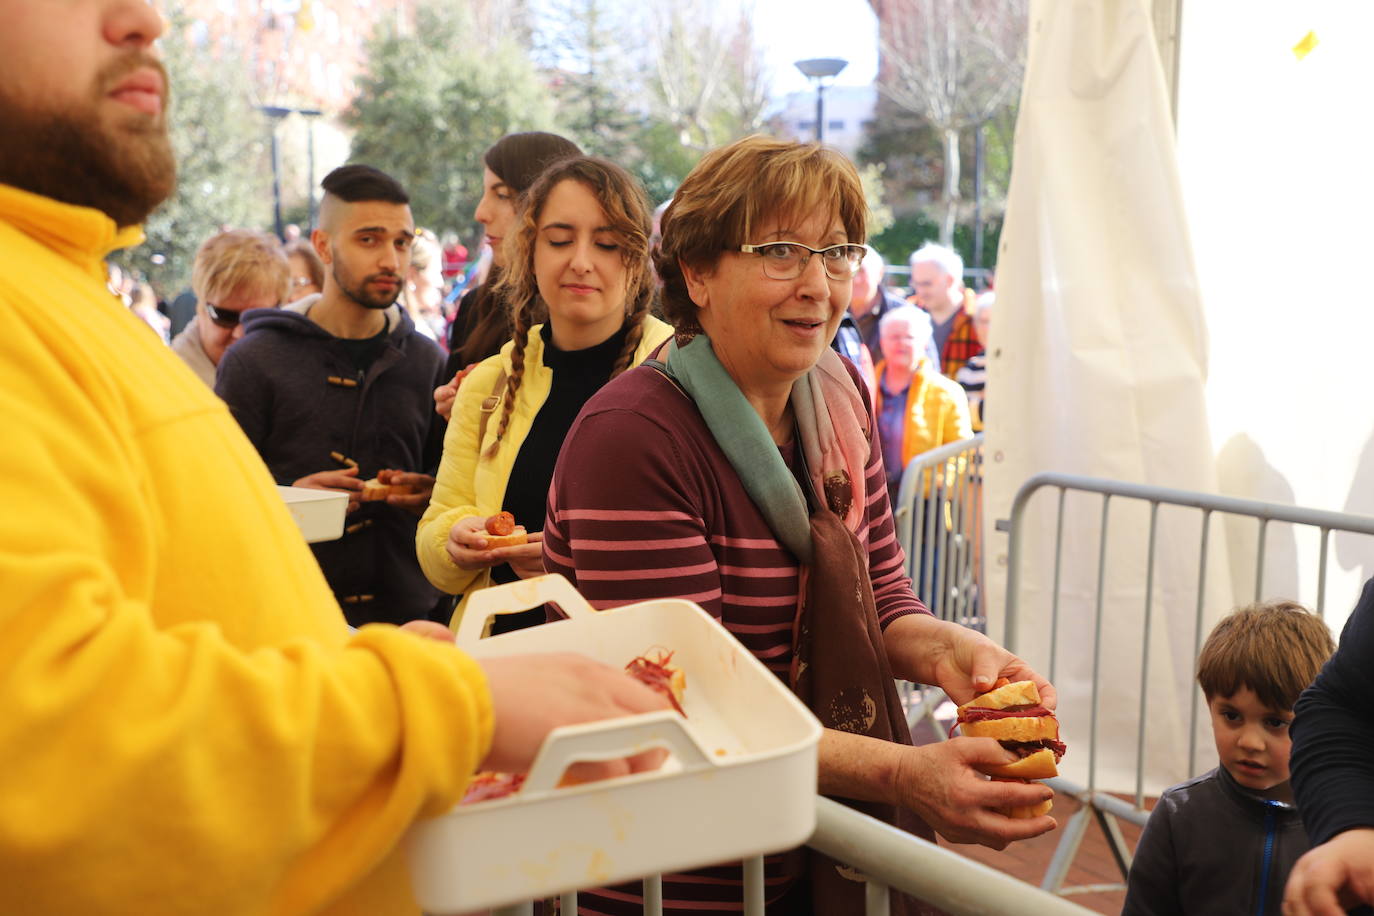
[416,156,673,632]
[543,135,1057,914]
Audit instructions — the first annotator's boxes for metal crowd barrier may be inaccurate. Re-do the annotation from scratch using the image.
[488,795,1096,916]
[1000,471,1374,896]
[893,434,985,735]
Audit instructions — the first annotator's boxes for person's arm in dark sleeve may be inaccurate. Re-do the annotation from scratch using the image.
[1291,577,1374,845]
[213,349,292,483]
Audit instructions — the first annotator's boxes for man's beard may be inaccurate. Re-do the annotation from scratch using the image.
[0,53,175,227]
[332,261,403,311]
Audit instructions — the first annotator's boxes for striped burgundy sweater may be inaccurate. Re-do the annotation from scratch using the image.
[543,364,928,914]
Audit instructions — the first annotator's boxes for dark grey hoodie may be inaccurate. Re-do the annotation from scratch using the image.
[215,297,446,625]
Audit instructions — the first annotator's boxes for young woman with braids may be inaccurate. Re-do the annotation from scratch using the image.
[416,156,673,631]
[434,131,582,421]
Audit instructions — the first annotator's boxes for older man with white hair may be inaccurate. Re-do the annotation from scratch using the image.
[851,246,939,368]
[908,242,984,379]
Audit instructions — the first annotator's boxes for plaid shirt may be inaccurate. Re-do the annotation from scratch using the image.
[938,307,984,378]
[906,290,985,378]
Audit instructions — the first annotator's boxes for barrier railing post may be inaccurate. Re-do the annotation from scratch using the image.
[1000,471,1374,898]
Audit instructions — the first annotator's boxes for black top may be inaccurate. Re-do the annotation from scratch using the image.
[1292,577,1374,848]
[337,322,390,372]
[488,321,630,633]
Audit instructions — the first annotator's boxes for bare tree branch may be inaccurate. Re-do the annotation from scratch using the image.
[876,0,1028,243]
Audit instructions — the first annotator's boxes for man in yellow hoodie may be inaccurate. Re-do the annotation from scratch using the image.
[0,1,667,913]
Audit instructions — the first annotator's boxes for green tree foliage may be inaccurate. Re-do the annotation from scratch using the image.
[868,211,1003,289]
[345,1,556,236]
[111,5,272,295]
[539,0,641,158]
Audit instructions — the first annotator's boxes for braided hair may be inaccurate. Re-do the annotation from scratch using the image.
[485,156,657,458]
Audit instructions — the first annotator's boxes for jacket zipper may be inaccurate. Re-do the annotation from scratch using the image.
[1255,801,1280,916]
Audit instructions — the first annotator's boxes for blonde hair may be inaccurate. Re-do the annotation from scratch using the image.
[284,239,324,289]
[191,230,291,306]
[653,135,868,335]
[487,156,656,456]
[1197,600,1335,710]
[409,228,440,272]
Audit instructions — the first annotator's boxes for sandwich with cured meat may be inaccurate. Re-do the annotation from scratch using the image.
[954,678,1065,818]
[482,511,528,549]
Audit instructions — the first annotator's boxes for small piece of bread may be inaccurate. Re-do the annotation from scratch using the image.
[484,527,528,549]
[958,679,1042,715]
[360,476,415,502]
[962,715,1061,744]
[981,747,1060,780]
[998,796,1054,819]
[991,776,1054,818]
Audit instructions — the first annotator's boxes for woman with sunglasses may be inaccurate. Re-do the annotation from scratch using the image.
[416,156,672,632]
[543,136,1056,913]
[170,229,288,387]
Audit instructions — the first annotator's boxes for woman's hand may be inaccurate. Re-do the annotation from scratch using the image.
[1283,828,1374,915]
[819,728,1055,849]
[445,518,544,576]
[890,738,1057,848]
[886,615,1056,709]
[445,515,505,570]
[496,532,545,579]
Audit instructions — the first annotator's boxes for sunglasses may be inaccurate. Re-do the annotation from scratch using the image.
[205,301,277,329]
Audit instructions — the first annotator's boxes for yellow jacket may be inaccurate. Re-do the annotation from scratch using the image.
[874,359,974,475]
[0,184,492,915]
[417,317,673,622]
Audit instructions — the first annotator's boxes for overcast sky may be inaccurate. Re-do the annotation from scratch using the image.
[744,0,879,99]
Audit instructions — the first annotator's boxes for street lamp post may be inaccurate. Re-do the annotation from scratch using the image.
[259,105,323,240]
[794,58,848,144]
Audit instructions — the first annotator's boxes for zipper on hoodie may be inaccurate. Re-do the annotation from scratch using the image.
[1255,801,1280,916]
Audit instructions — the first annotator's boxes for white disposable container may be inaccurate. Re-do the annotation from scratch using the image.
[407,574,822,914]
[276,485,348,543]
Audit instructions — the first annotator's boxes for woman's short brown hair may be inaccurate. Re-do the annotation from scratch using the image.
[192,229,291,305]
[653,135,868,334]
[1196,600,1335,710]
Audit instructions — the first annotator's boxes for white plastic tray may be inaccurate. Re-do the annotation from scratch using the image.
[276,485,347,542]
[407,574,822,914]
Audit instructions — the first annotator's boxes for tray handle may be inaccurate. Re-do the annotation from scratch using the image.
[523,710,712,793]
[456,573,597,645]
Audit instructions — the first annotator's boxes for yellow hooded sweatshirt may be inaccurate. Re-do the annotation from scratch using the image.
[0,184,492,913]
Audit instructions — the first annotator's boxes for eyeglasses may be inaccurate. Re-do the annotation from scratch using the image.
[204,302,261,329]
[738,242,868,281]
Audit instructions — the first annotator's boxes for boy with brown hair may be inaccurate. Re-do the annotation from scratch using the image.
[1123,600,1336,916]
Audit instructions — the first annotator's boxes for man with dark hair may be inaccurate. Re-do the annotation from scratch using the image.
[217,164,448,626]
